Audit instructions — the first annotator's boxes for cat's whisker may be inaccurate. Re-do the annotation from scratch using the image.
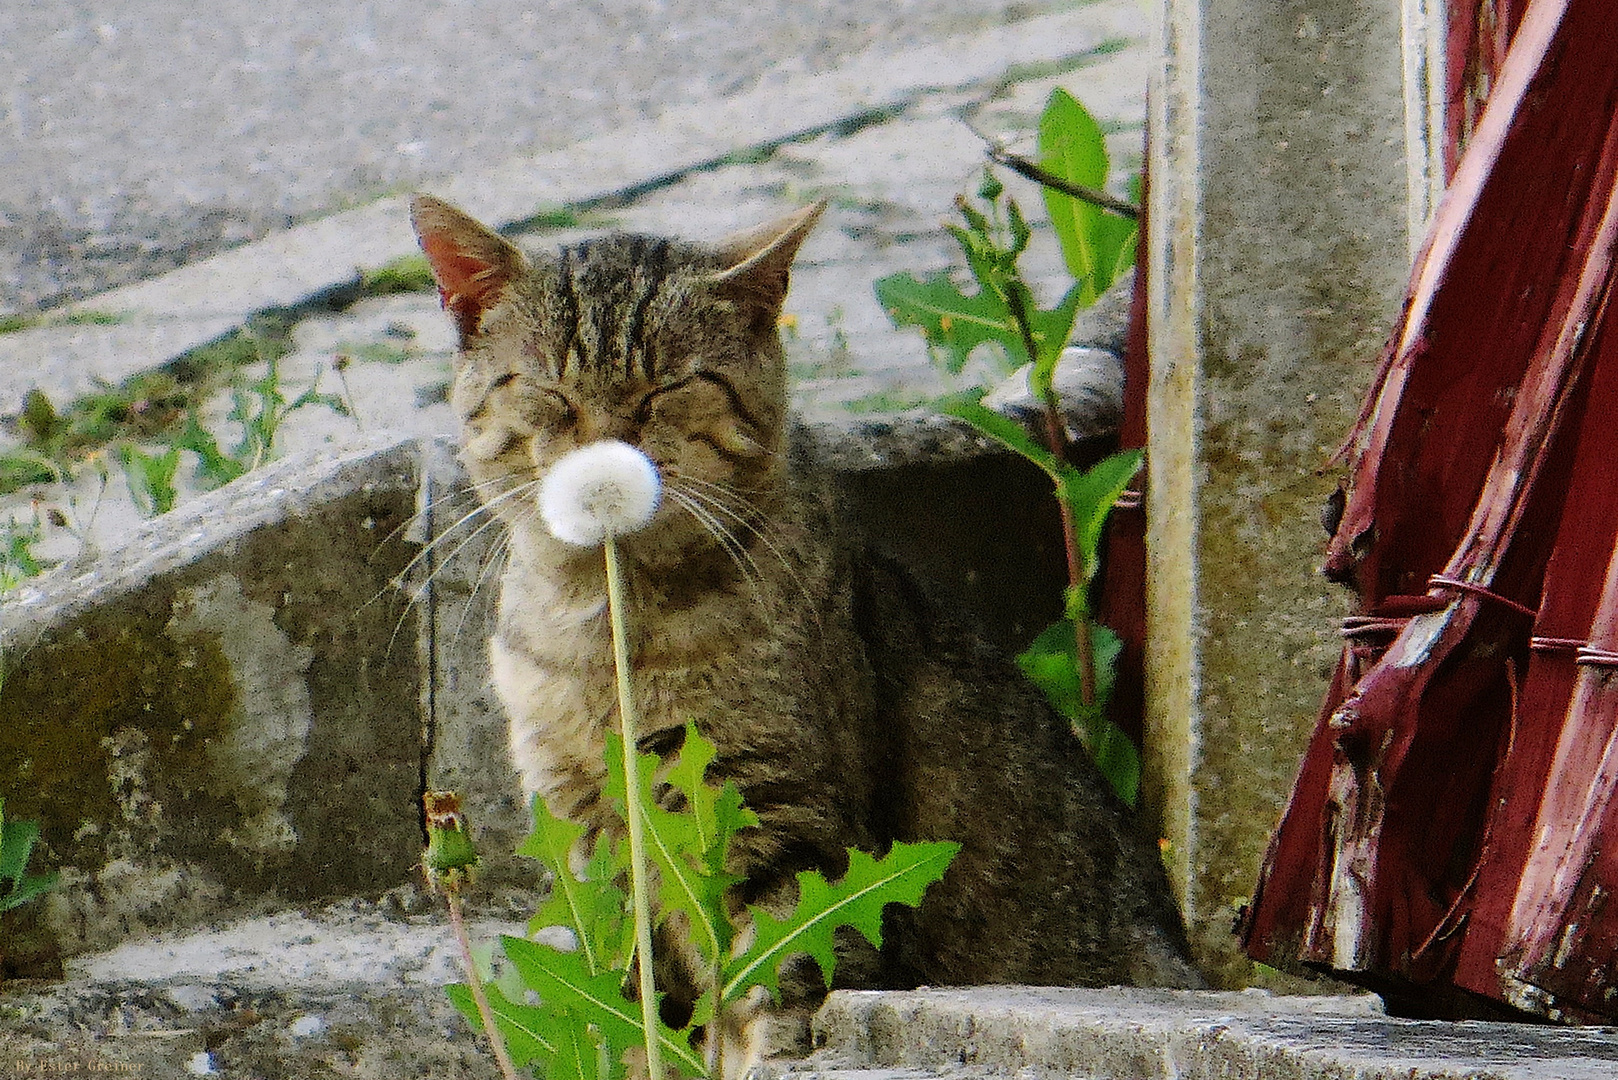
[671,479,814,608]
[366,471,515,568]
[377,476,540,655]
[380,515,505,662]
[665,488,766,598]
[667,474,794,552]
[451,524,511,646]
[399,476,540,581]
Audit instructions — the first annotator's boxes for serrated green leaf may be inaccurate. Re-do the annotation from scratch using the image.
[445,981,558,1069]
[547,1007,605,1080]
[1029,284,1086,393]
[874,271,1017,373]
[1007,196,1032,257]
[0,812,38,885]
[519,797,626,975]
[657,725,758,961]
[662,725,720,852]
[1058,449,1143,581]
[502,935,706,1077]
[605,735,728,973]
[722,841,958,1004]
[663,724,759,873]
[0,871,58,914]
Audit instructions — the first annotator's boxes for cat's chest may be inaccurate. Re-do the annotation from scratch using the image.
[490,569,789,804]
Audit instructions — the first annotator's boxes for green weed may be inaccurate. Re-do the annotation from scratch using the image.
[428,519,956,1080]
[433,725,955,1080]
[337,341,414,365]
[359,254,436,296]
[876,88,1143,804]
[0,796,57,916]
[108,360,353,518]
[840,390,942,414]
[116,444,183,518]
[0,518,45,592]
[228,358,351,473]
[0,309,127,336]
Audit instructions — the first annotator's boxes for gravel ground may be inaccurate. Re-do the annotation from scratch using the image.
[0,0,1056,314]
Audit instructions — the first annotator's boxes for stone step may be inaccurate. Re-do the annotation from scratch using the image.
[810,986,1618,1080]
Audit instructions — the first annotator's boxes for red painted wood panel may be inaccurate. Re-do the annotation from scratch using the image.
[1240,0,1618,1020]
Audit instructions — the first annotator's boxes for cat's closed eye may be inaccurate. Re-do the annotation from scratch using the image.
[641,375,765,461]
[478,373,574,428]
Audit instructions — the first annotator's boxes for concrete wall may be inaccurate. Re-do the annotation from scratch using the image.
[0,426,1067,972]
[0,437,428,973]
[1145,0,1415,984]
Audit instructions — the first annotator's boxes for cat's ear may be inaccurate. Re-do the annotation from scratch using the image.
[711,200,826,326]
[410,194,527,342]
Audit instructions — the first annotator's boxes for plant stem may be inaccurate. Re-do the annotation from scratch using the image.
[987,147,1141,220]
[1041,406,1096,708]
[603,534,665,1080]
[446,889,521,1080]
[1005,281,1096,708]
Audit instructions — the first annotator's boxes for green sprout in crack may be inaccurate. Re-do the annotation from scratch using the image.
[0,796,57,916]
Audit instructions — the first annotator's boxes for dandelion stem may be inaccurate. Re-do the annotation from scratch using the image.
[447,889,521,1080]
[604,533,664,1080]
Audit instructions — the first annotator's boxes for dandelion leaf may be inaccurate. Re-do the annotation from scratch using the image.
[520,795,627,975]
[501,935,706,1077]
[723,841,959,1003]
[874,271,1018,373]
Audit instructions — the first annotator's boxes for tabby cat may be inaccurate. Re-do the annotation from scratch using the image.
[410,194,1202,1070]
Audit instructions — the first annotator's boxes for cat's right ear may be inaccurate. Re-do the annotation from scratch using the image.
[410,194,527,343]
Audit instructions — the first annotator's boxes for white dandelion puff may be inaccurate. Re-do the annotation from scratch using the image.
[539,440,662,546]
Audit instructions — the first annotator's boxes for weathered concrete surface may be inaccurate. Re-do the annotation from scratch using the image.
[1144,0,1414,984]
[0,0,1067,315]
[0,434,427,975]
[10,920,1618,1080]
[810,987,1618,1080]
[0,1,1146,413]
[1,899,531,1079]
[0,417,1079,972]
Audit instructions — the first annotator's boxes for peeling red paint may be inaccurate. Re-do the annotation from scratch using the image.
[1241,0,1618,1020]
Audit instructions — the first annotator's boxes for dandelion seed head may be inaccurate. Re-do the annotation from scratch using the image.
[539,440,662,547]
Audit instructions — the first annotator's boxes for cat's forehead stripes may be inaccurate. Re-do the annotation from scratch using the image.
[550,234,678,381]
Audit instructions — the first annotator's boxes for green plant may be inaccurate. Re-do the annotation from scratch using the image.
[430,472,957,1080]
[443,727,956,1080]
[107,360,353,518]
[0,309,127,336]
[0,796,57,915]
[228,358,351,473]
[116,444,182,517]
[0,518,45,591]
[359,254,437,296]
[874,88,1144,804]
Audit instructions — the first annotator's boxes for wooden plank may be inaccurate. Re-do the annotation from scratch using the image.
[1241,0,1618,1018]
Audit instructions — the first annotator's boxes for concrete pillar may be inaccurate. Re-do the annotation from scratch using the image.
[1146,0,1417,984]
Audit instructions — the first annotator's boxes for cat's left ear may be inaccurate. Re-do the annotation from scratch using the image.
[711,200,826,326]
[410,194,528,343]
